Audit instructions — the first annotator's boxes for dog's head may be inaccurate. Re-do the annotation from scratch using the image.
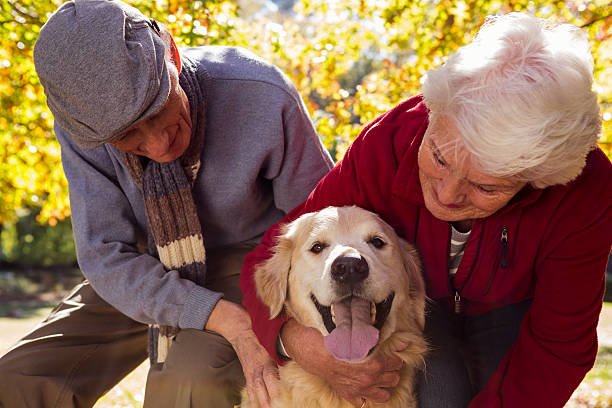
[255,206,425,362]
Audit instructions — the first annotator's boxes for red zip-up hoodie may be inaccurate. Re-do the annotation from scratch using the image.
[240,95,612,407]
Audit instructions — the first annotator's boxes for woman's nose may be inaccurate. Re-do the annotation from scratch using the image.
[436,174,466,205]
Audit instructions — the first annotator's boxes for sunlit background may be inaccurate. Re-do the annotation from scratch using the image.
[0,0,611,226]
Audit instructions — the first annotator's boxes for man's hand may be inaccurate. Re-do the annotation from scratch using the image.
[206,299,281,408]
[281,319,404,407]
[230,327,281,408]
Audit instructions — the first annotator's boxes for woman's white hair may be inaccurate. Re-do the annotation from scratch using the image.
[422,12,602,188]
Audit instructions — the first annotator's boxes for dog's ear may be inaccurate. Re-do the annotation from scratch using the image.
[399,238,427,329]
[254,218,303,319]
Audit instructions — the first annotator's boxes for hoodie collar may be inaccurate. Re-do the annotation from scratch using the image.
[391,118,427,205]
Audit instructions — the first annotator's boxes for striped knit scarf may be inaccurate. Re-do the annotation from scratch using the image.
[122,56,206,364]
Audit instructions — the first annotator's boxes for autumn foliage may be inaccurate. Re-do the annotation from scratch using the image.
[1,0,611,224]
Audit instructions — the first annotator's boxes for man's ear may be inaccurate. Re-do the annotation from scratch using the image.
[168,34,181,73]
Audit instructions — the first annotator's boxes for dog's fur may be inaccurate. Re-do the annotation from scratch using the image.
[242,206,427,408]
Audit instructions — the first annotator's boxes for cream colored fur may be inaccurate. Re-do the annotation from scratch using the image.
[242,206,427,408]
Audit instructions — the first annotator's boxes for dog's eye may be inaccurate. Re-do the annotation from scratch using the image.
[368,236,386,249]
[310,242,327,254]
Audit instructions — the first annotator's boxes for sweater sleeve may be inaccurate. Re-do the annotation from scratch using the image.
[471,187,612,407]
[57,126,224,330]
[263,85,334,214]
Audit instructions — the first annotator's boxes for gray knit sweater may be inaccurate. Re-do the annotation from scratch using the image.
[56,46,333,331]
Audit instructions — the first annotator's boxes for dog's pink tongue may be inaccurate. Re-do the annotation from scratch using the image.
[323,297,379,362]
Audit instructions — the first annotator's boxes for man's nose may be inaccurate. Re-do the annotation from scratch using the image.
[436,174,466,205]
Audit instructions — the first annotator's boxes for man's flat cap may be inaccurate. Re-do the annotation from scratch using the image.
[34,0,170,149]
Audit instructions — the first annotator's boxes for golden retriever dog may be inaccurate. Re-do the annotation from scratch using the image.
[242,206,427,408]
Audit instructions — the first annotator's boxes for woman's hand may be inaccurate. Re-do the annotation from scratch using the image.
[281,319,404,407]
[206,299,281,408]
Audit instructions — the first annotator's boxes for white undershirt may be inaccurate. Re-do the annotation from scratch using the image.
[449,224,471,277]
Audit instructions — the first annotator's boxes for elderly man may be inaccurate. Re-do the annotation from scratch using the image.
[0,0,332,407]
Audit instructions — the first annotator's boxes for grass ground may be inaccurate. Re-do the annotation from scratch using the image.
[1,295,611,407]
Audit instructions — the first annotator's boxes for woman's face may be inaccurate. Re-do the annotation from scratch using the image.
[417,117,526,223]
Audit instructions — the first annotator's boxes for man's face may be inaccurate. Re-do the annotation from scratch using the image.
[417,116,526,223]
[110,63,191,162]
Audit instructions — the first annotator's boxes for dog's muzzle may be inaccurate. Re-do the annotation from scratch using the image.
[331,254,369,286]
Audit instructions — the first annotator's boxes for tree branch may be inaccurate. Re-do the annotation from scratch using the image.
[581,13,612,28]
[6,0,40,24]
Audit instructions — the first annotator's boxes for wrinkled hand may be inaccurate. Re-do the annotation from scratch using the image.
[229,327,281,408]
[205,299,281,408]
[282,319,404,407]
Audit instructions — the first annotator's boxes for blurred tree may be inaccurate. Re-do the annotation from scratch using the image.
[0,0,610,227]
[0,206,76,267]
[0,0,68,225]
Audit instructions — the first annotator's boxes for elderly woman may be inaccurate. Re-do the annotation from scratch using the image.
[240,12,612,408]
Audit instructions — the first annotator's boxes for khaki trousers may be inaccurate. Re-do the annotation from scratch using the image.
[0,244,252,408]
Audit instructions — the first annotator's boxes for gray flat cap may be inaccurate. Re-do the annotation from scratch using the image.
[34,0,170,149]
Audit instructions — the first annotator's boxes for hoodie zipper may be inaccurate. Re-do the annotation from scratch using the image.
[454,291,463,314]
[445,226,462,314]
[482,225,509,296]
[500,226,508,269]
[451,221,485,314]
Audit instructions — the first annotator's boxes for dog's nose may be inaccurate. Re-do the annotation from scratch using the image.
[331,255,369,284]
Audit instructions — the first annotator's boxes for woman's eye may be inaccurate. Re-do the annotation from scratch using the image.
[433,151,447,167]
[368,237,386,249]
[476,184,497,194]
[310,242,327,254]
